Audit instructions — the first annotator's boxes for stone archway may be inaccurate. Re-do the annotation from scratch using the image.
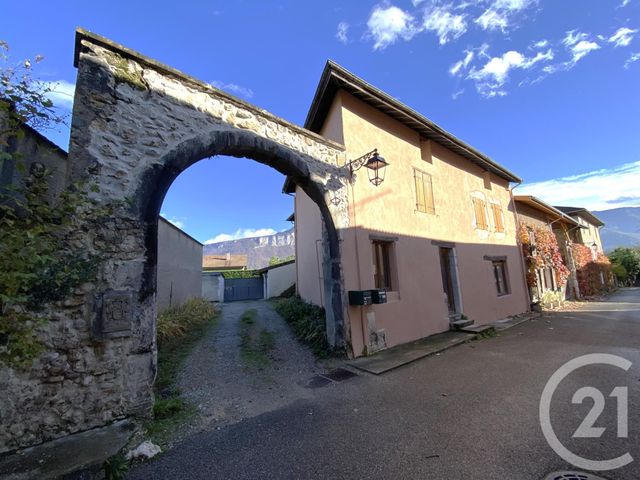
[0,29,351,453]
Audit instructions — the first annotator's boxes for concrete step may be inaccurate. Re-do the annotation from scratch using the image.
[450,318,473,330]
[460,324,496,335]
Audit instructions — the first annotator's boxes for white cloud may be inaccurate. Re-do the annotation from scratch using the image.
[570,40,600,63]
[467,48,553,97]
[451,88,465,99]
[562,30,588,48]
[475,0,536,32]
[367,4,418,50]
[43,80,75,109]
[449,49,474,76]
[536,31,599,78]
[475,9,508,31]
[608,27,638,48]
[204,227,277,244]
[160,213,185,230]
[620,0,631,7]
[422,4,467,45]
[625,52,640,68]
[531,39,549,49]
[336,21,349,44]
[209,80,254,99]
[517,161,640,211]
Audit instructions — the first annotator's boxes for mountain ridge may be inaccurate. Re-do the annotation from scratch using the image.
[203,227,295,269]
[592,206,640,250]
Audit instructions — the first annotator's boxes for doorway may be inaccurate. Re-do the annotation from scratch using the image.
[439,247,461,318]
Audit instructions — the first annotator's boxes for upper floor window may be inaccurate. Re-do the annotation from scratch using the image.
[491,202,505,233]
[372,240,394,290]
[414,169,435,214]
[472,196,488,230]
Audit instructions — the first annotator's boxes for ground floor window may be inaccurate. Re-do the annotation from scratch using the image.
[492,260,510,296]
[372,240,393,290]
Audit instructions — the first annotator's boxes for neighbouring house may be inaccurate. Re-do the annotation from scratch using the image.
[514,195,579,307]
[555,206,613,296]
[202,253,248,271]
[286,61,529,357]
[157,217,203,310]
[555,206,605,254]
[257,259,296,298]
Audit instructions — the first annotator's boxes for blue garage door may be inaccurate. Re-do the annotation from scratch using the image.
[224,277,264,302]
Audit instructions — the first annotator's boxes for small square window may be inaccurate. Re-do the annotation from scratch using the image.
[492,260,510,296]
[372,240,394,290]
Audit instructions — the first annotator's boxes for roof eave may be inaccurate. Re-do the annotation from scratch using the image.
[305,61,522,184]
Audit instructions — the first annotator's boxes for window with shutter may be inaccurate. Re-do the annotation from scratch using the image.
[413,169,435,214]
[492,203,504,232]
[473,197,488,230]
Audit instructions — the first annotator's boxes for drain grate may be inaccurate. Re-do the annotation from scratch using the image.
[304,375,332,389]
[322,368,358,382]
[543,471,608,480]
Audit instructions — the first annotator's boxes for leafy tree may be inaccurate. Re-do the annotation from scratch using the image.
[268,255,294,267]
[608,247,640,285]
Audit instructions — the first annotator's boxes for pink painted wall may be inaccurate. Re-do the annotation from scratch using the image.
[297,90,529,356]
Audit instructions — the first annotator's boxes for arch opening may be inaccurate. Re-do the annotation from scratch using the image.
[137,129,345,348]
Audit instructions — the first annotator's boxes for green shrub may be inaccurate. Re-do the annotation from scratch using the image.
[272,296,330,357]
[103,454,128,480]
[153,397,185,419]
[221,270,260,279]
[157,298,216,343]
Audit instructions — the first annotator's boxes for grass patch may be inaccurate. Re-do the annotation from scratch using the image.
[271,296,331,358]
[239,309,275,370]
[145,298,218,447]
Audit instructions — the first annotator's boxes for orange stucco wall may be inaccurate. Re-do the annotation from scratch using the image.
[296,90,529,356]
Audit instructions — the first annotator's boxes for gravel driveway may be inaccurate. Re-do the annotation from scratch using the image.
[177,299,321,433]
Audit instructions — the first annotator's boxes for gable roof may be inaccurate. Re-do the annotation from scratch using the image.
[304,60,522,183]
[514,196,580,227]
[554,206,604,227]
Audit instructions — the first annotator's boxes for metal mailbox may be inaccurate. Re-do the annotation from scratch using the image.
[371,289,387,304]
[348,290,373,306]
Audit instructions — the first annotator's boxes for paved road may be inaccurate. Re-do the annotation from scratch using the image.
[129,288,640,480]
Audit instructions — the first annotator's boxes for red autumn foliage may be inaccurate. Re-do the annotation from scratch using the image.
[518,224,570,289]
[572,244,614,297]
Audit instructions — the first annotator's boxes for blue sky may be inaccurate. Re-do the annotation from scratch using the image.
[3,0,639,242]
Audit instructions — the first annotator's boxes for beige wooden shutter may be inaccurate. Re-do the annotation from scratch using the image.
[493,204,504,232]
[414,170,426,212]
[425,173,435,214]
[473,198,487,229]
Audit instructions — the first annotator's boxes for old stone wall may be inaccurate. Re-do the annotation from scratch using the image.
[0,29,350,453]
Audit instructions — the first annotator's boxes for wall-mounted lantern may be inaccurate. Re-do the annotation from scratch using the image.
[347,149,389,186]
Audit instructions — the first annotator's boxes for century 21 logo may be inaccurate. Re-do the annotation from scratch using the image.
[539,353,633,472]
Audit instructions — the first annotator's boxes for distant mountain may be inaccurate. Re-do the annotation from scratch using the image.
[592,207,640,250]
[203,228,295,269]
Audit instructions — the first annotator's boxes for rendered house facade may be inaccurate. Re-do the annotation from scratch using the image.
[555,206,605,255]
[289,62,530,357]
[514,196,580,305]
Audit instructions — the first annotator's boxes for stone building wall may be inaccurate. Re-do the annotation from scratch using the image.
[0,28,350,453]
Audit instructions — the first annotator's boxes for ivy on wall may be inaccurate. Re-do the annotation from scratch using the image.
[572,244,614,297]
[0,42,104,368]
[518,223,570,290]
